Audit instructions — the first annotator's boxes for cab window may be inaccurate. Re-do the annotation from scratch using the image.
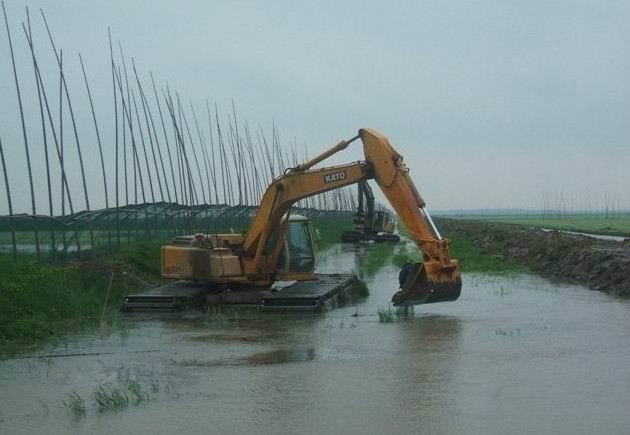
[286,221,315,272]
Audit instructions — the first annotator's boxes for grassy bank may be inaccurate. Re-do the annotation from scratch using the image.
[0,218,352,355]
[436,218,630,296]
[0,242,164,356]
[393,237,527,274]
[449,214,630,237]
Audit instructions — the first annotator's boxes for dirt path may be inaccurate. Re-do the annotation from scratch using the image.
[437,218,630,296]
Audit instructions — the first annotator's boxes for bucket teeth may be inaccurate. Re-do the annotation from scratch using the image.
[392,262,462,306]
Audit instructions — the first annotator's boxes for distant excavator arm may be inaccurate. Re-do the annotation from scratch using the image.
[241,128,462,305]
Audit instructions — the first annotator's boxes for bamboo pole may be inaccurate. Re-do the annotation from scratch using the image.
[167,90,186,205]
[108,28,120,247]
[165,90,187,204]
[41,10,93,252]
[136,69,169,204]
[115,65,146,204]
[119,44,138,208]
[230,101,243,204]
[131,87,155,203]
[205,100,219,204]
[178,95,206,204]
[23,15,55,258]
[175,94,198,205]
[59,50,67,255]
[79,52,110,251]
[169,90,197,206]
[259,125,275,179]
[151,72,178,203]
[79,53,108,209]
[0,136,17,260]
[243,123,262,204]
[3,2,40,259]
[214,104,232,205]
[120,66,129,206]
[190,101,213,205]
[132,61,164,202]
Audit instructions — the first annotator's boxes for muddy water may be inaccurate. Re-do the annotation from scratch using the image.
[1,243,630,434]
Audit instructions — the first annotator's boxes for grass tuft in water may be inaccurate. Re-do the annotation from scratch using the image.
[377,306,396,323]
[336,289,348,305]
[92,370,159,413]
[347,276,369,298]
[63,392,86,418]
[93,385,129,412]
[337,276,369,306]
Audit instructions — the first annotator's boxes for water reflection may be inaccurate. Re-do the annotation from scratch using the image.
[245,348,316,365]
[174,347,316,367]
[392,316,463,410]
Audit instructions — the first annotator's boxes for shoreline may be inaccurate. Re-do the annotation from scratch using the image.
[437,218,630,296]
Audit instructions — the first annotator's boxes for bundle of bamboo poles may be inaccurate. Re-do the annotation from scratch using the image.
[0,2,357,260]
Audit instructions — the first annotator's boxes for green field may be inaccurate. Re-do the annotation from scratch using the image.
[447,214,630,237]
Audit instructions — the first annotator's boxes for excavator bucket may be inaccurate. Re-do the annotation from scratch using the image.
[392,261,462,306]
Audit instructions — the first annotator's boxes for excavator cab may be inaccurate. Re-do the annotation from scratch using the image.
[277,215,318,274]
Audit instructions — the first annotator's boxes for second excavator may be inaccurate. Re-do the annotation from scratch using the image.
[341,180,400,243]
[161,128,461,306]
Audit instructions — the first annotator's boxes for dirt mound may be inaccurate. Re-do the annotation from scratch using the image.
[437,218,630,296]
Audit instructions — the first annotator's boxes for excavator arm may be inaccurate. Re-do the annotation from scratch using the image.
[360,129,461,304]
[241,128,462,305]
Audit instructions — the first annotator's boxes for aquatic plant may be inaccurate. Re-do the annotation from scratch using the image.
[63,392,86,418]
[377,307,396,323]
[92,370,159,413]
[336,276,369,306]
[347,276,369,298]
[336,289,348,305]
[93,385,129,412]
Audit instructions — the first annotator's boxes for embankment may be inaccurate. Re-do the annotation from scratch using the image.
[0,242,164,355]
[437,218,630,296]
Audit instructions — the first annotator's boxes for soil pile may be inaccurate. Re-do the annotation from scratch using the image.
[437,218,630,296]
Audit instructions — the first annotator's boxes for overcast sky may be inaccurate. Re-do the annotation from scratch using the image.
[1,0,629,214]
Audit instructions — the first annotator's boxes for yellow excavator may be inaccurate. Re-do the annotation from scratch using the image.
[161,128,461,306]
